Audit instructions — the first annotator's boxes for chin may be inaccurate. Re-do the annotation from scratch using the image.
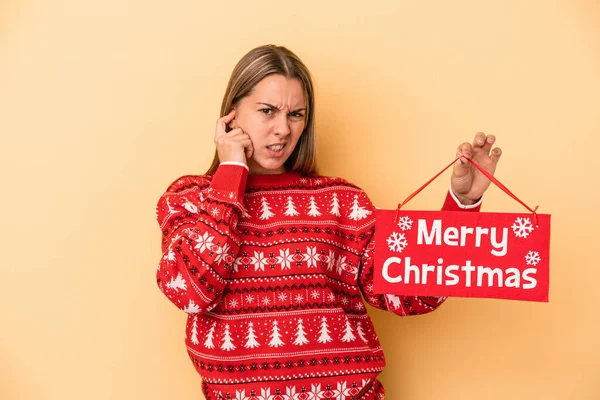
[250,160,286,174]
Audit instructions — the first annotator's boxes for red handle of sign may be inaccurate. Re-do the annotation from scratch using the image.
[396,155,540,226]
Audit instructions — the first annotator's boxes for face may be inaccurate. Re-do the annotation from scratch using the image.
[231,74,307,174]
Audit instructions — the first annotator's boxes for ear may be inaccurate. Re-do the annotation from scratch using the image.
[228,107,237,129]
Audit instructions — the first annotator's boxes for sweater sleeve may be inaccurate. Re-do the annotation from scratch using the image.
[357,189,481,316]
[155,165,248,314]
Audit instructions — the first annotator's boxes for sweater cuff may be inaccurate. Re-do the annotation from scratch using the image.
[442,188,482,212]
[219,161,249,171]
[209,164,248,204]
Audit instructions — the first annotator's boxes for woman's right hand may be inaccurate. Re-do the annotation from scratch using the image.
[214,110,254,165]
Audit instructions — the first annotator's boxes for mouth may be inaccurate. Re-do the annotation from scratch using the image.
[266,143,286,152]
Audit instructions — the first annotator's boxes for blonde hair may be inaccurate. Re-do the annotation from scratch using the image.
[206,45,317,175]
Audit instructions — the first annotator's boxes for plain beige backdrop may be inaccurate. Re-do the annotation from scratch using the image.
[1,1,599,399]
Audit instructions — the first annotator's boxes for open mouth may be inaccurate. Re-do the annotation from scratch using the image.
[266,144,285,152]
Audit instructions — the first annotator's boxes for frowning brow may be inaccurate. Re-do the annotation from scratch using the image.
[256,103,306,112]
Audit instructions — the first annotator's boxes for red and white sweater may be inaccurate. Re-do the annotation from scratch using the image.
[156,165,480,400]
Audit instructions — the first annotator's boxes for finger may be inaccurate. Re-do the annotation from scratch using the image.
[479,134,496,156]
[245,140,254,159]
[474,132,496,156]
[215,110,237,138]
[221,109,236,124]
[233,131,254,159]
[490,147,502,165]
[456,142,473,165]
[214,127,244,145]
[472,132,486,150]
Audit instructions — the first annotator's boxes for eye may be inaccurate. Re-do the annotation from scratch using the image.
[259,108,274,115]
[289,112,304,118]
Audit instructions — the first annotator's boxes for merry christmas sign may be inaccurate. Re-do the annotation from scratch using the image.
[372,210,550,302]
[372,156,551,302]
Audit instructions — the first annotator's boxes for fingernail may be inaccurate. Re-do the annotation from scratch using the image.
[465,152,472,158]
[478,139,484,145]
[487,137,494,143]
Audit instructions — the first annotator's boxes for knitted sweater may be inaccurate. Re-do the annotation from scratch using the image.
[156,165,480,399]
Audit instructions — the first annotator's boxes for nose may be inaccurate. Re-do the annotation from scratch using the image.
[274,113,291,137]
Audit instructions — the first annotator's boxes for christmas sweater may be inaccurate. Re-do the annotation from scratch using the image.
[156,165,480,400]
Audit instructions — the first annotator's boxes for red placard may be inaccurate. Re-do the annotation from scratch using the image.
[372,210,550,302]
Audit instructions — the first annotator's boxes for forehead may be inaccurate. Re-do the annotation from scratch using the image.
[249,74,305,108]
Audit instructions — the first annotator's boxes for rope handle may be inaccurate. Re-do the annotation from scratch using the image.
[395,155,540,226]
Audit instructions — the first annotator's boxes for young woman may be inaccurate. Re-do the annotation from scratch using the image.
[156,45,501,399]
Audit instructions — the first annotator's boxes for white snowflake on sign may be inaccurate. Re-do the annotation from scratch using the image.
[386,232,408,253]
[525,250,541,266]
[397,216,413,231]
[512,217,534,238]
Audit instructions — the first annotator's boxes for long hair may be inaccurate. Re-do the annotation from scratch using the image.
[205,45,317,175]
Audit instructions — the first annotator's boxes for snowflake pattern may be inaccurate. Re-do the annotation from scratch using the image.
[229,298,239,308]
[303,246,319,268]
[512,217,534,238]
[226,380,370,400]
[194,232,215,253]
[294,294,304,303]
[397,216,413,231]
[245,294,255,303]
[386,232,408,253]
[214,243,230,264]
[525,250,541,266]
[277,293,288,302]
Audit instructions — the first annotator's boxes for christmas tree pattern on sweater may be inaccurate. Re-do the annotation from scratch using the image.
[156,166,470,398]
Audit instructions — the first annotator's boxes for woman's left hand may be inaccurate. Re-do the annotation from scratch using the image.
[451,132,502,205]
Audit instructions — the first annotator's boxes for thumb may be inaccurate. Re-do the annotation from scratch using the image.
[453,143,472,177]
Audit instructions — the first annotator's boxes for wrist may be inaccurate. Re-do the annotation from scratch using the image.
[456,195,477,205]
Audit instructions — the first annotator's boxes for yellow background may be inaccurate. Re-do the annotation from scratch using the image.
[1,1,599,399]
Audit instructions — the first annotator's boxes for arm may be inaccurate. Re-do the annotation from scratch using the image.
[155,165,247,314]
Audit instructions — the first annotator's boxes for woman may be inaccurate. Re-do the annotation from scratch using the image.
[156,45,501,399]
